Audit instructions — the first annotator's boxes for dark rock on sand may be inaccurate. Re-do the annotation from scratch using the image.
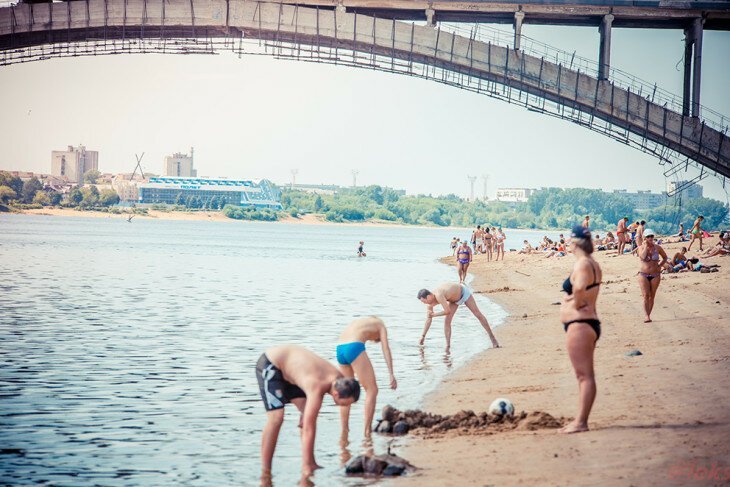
[374,405,566,435]
[375,420,392,433]
[344,456,364,474]
[393,420,410,435]
[626,349,643,356]
[345,453,414,477]
[381,405,396,423]
[363,456,388,475]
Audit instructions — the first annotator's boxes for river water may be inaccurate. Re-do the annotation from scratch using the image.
[0,215,554,485]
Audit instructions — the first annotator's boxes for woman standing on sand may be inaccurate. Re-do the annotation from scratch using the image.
[483,227,493,261]
[636,229,668,323]
[495,228,506,261]
[455,240,472,284]
[687,216,704,251]
[559,225,602,434]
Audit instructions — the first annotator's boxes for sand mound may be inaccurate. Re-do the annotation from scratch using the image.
[375,405,566,435]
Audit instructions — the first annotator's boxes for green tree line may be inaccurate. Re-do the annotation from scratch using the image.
[0,171,119,209]
[278,185,729,231]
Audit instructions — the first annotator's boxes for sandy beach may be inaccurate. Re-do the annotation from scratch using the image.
[16,207,451,228]
[394,237,729,486]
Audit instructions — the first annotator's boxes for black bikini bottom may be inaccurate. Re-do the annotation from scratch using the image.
[563,319,601,341]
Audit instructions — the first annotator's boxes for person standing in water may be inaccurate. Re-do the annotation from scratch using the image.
[357,241,366,257]
[559,226,602,434]
[455,240,472,284]
[336,317,397,439]
[417,283,500,351]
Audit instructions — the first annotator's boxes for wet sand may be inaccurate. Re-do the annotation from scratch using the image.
[394,237,730,486]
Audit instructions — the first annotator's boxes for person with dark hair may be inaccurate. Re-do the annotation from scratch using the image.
[636,228,668,323]
[483,226,494,261]
[455,240,472,284]
[336,317,397,440]
[256,345,360,479]
[616,217,629,255]
[687,215,705,251]
[559,225,602,434]
[471,225,482,254]
[417,283,499,351]
[582,215,590,229]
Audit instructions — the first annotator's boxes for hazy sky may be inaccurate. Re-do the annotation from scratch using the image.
[0,22,728,201]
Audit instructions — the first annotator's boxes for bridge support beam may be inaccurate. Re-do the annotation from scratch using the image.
[513,11,524,50]
[683,18,704,118]
[598,14,614,80]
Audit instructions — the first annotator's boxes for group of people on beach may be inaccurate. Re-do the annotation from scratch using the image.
[444,215,727,436]
[259,216,726,482]
[258,271,503,482]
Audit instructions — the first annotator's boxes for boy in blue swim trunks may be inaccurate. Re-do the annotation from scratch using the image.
[417,282,500,352]
[336,316,397,439]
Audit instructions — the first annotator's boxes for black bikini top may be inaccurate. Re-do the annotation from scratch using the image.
[562,262,601,295]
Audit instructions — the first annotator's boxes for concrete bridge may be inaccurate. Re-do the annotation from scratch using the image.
[0,0,728,182]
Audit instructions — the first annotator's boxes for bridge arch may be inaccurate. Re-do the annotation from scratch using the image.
[1,0,728,182]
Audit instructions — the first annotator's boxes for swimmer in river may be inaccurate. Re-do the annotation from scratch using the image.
[336,317,397,440]
[417,282,500,352]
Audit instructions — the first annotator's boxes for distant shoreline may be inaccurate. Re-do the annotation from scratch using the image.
[13,207,471,230]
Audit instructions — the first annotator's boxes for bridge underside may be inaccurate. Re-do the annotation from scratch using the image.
[0,0,728,182]
[281,1,730,30]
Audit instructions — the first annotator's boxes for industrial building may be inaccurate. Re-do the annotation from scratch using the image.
[138,177,282,208]
[495,188,535,203]
[51,145,98,183]
[164,149,197,177]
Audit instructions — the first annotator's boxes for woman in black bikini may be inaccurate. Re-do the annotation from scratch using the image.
[559,225,602,434]
[636,229,668,323]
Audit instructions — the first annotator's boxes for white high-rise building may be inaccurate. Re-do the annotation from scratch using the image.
[51,145,99,183]
[667,180,703,200]
[163,148,197,177]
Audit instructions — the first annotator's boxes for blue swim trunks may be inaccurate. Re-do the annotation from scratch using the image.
[336,342,366,365]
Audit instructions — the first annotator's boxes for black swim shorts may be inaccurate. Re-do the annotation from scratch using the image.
[255,353,306,411]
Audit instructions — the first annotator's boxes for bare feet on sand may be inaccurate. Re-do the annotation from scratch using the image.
[558,420,589,434]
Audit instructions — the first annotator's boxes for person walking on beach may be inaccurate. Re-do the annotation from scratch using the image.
[455,240,472,284]
[559,226,602,434]
[687,216,705,251]
[495,228,506,261]
[256,345,360,480]
[336,317,397,440]
[616,217,629,255]
[417,283,500,351]
[636,229,668,323]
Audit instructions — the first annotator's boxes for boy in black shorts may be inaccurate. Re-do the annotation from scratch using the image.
[255,345,360,479]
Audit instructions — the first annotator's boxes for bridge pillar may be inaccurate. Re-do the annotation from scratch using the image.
[425,7,436,28]
[513,11,525,50]
[682,18,704,118]
[598,14,614,80]
[692,18,703,118]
